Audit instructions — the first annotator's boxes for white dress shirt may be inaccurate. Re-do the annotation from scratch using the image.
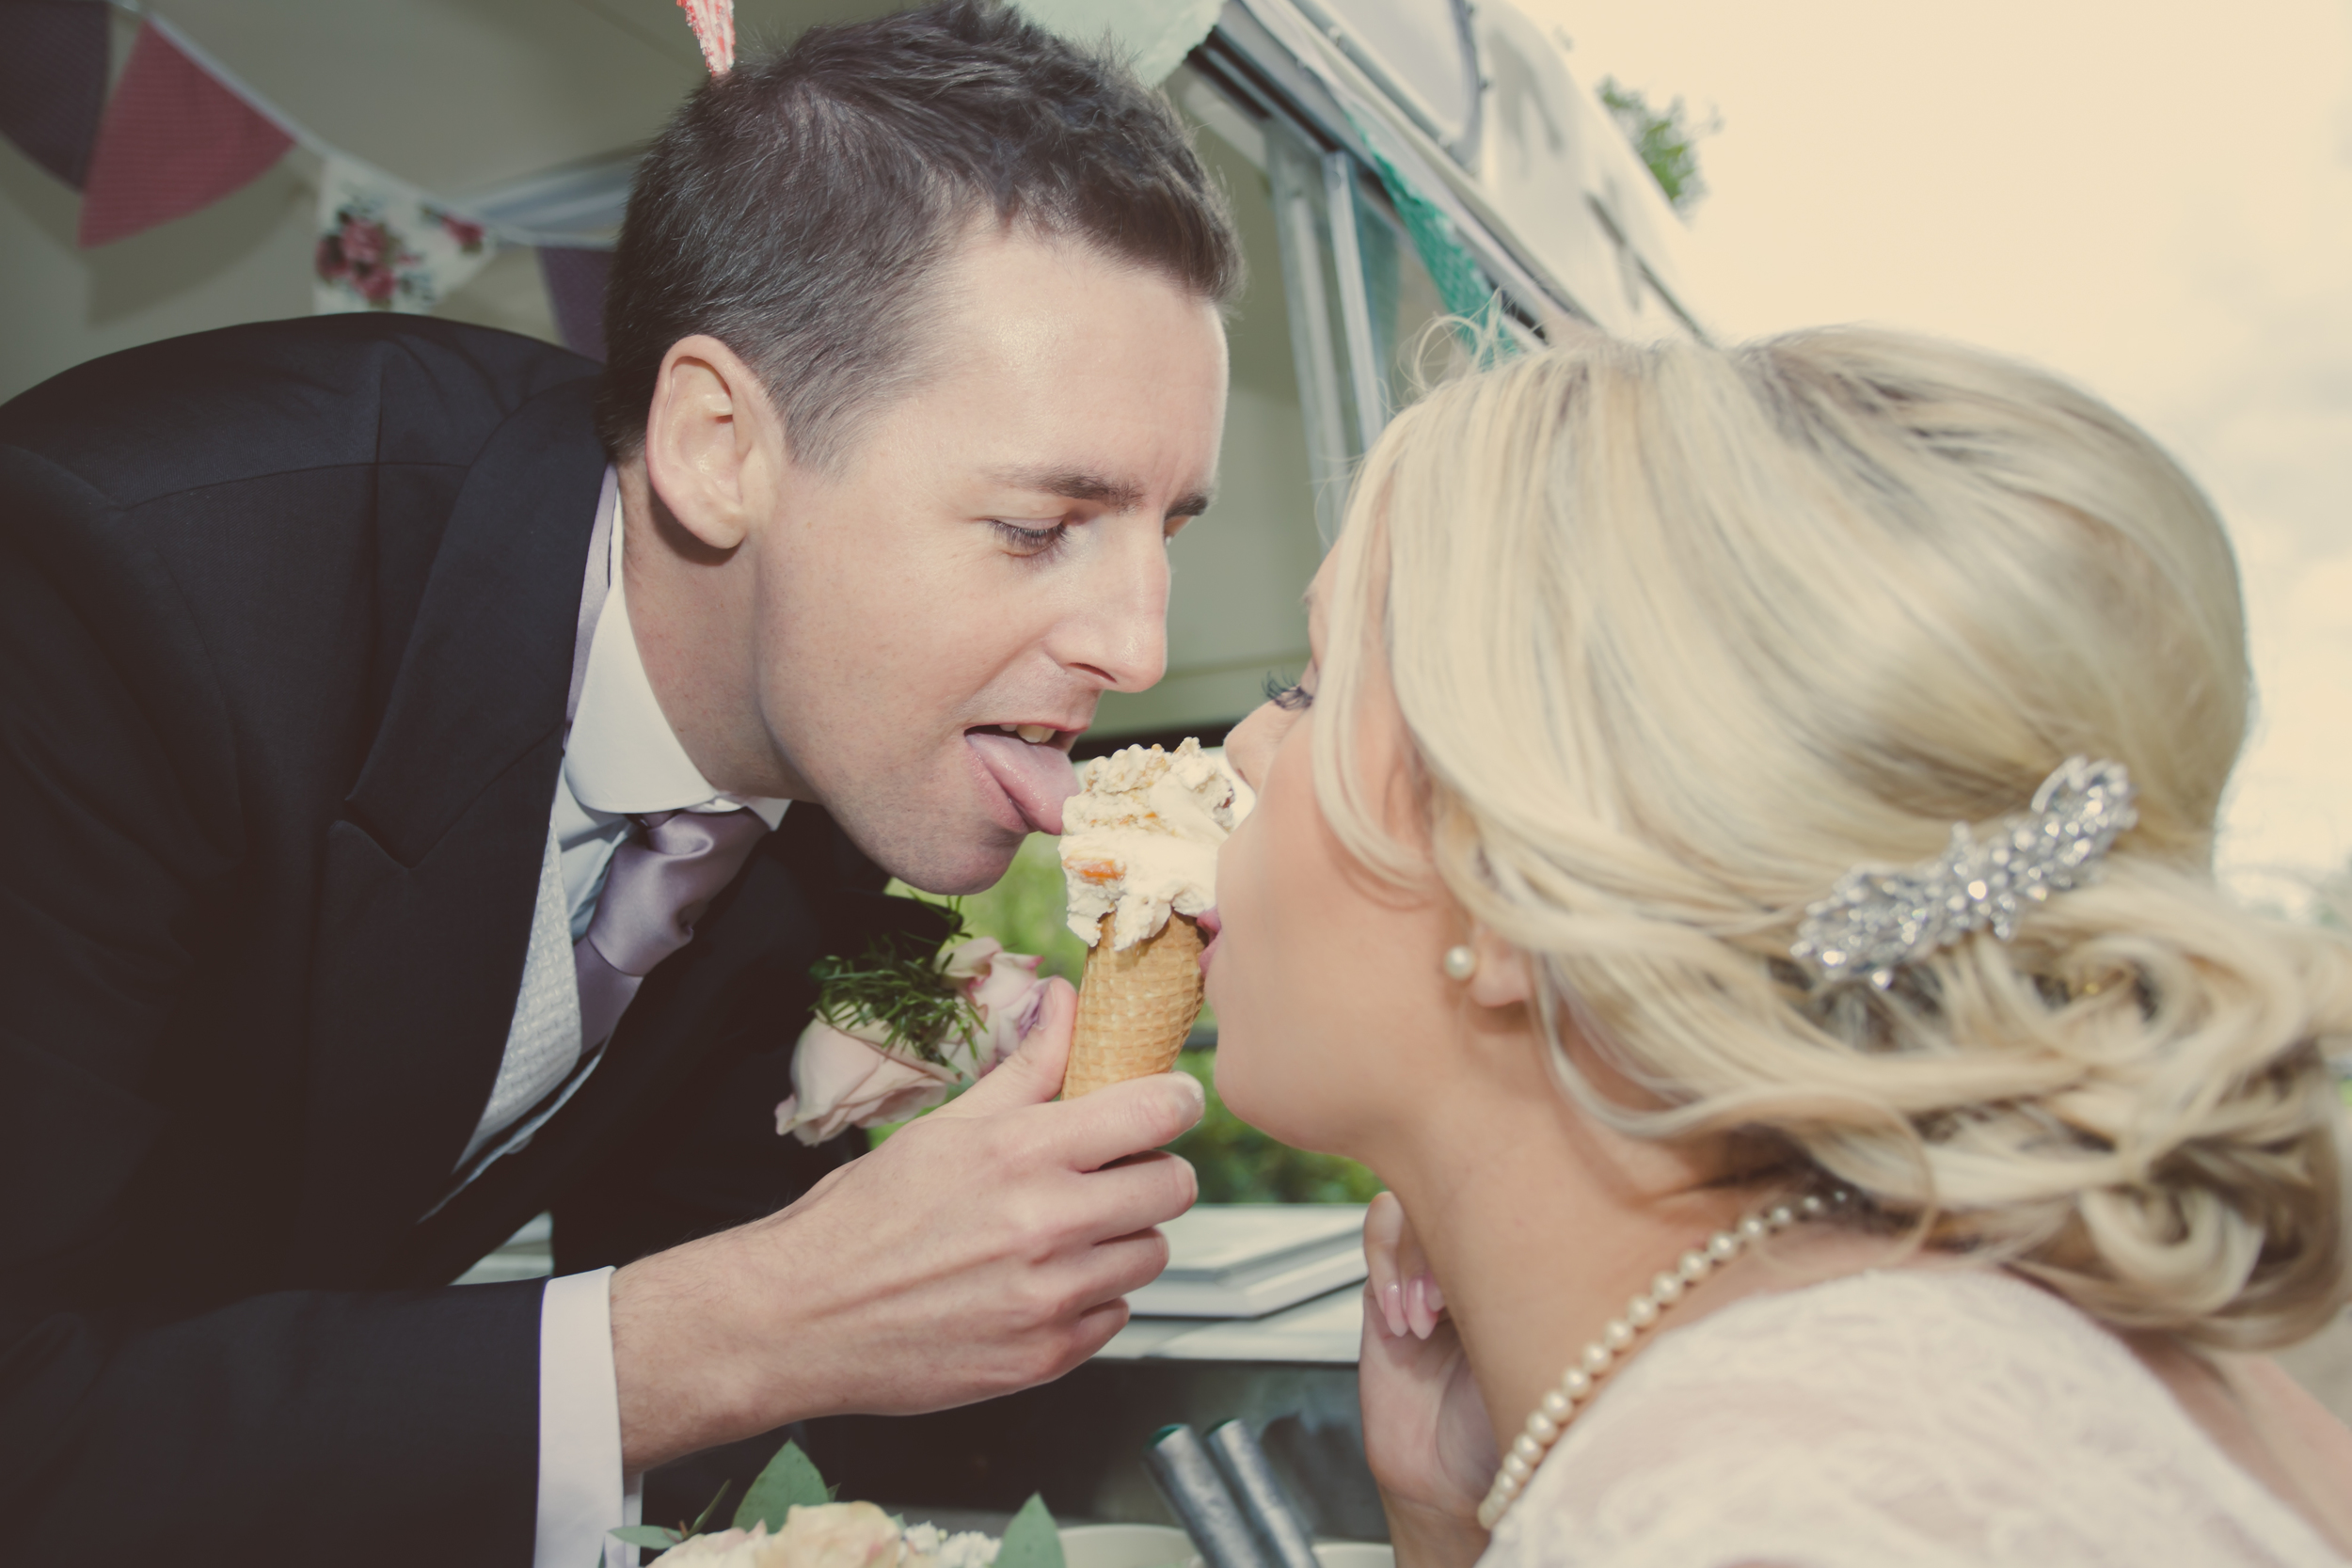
[472,477,788,1568]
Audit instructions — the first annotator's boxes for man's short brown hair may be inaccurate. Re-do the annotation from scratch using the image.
[598,0,1244,469]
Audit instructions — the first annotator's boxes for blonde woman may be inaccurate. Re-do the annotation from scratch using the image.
[1200,328,2352,1566]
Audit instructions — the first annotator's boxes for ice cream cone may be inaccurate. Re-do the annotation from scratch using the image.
[1062,912,1204,1097]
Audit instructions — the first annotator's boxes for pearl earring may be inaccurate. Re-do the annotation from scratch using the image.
[1442,944,1478,981]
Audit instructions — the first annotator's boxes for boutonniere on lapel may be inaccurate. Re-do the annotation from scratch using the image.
[774,908,1052,1144]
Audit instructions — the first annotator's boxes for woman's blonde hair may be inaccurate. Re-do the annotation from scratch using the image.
[1314,326,2352,1349]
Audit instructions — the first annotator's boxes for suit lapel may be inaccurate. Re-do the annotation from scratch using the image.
[290,375,605,1282]
[383,810,938,1285]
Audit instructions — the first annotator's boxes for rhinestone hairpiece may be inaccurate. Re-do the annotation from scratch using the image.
[1790,756,2137,990]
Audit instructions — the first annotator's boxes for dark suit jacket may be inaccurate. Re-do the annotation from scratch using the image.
[0,316,937,1564]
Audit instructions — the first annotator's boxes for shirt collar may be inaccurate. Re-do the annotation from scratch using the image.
[564,476,790,831]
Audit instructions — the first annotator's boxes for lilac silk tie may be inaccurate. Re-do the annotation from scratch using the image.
[572,807,768,1055]
[561,470,771,1057]
[440,479,776,1199]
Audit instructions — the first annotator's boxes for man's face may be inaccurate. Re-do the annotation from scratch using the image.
[745,230,1228,893]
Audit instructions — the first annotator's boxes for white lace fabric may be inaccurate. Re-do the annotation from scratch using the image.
[1479,1268,2349,1568]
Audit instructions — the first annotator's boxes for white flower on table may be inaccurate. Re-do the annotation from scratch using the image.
[651,1501,916,1568]
[899,1521,1005,1568]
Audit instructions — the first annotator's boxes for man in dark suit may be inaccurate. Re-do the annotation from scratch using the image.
[0,6,1242,1562]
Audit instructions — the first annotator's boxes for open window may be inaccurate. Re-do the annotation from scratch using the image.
[1087,46,1482,745]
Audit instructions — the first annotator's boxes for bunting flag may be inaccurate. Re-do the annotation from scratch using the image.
[78,21,292,247]
[43,8,616,341]
[0,0,110,190]
[537,247,614,360]
[312,156,494,314]
[675,0,735,77]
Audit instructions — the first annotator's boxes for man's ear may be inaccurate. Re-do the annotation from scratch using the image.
[1466,928,1534,1009]
[641,334,785,551]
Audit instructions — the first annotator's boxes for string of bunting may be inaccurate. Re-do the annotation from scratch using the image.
[0,0,707,356]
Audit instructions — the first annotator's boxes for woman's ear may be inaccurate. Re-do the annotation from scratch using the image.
[640,334,784,551]
[1466,928,1533,1009]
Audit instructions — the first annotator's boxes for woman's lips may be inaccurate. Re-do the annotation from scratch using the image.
[1196,907,1222,974]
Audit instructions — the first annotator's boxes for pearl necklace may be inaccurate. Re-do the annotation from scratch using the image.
[1474,1188,1853,1531]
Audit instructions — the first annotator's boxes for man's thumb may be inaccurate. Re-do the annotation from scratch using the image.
[946,975,1074,1113]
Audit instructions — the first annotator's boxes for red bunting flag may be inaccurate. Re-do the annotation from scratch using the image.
[675,0,735,77]
[78,21,293,247]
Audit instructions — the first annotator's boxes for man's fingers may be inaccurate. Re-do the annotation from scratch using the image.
[1039,1069,1205,1172]
[1069,1225,1178,1308]
[1064,1148,1198,1245]
[1091,1222,1185,1297]
[1065,1296,1133,1366]
[941,976,1075,1116]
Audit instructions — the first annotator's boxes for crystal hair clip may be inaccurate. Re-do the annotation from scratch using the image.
[1790,756,2137,990]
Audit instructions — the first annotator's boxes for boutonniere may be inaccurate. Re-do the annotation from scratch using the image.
[774,907,1052,1144]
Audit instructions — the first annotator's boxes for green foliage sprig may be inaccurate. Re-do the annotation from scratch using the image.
[1597,76,1719,214]
[809,901,983,1069]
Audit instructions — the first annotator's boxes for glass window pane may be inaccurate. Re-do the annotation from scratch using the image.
[1311,0,1475,145]
[1088,70,1326,741]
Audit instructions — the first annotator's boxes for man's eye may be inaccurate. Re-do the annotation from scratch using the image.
[991,520,1068,557]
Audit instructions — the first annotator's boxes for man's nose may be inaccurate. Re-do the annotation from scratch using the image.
[1056,525,1170,691]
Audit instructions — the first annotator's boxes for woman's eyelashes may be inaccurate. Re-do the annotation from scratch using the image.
[1264,671,1315,710]
[990,519,1070,558]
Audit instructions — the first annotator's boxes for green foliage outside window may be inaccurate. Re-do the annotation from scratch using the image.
[1170,1051,1385,1204]
[1597,76,1719,215]
[884,834,1382,1202]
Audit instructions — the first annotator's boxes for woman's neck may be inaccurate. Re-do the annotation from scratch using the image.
[1362,1025,1906,1457]
[1366,1046,1756,1456]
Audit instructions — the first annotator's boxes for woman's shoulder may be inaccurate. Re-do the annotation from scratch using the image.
[1480,1267,2347,1568]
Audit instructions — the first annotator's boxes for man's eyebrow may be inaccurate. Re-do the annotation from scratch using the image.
[990,467,1214,520]
[991,467,1144,513]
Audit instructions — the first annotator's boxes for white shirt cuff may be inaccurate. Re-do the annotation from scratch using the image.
[532,1268,640,1568]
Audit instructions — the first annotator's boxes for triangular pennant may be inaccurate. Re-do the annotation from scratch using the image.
[0,0,110,190]
[675,0,735,76]
[312,155,495,314]
[537,247,613,360]
[78,21,292,247]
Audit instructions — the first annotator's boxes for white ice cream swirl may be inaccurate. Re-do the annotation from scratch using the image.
[1059,737,1252,951]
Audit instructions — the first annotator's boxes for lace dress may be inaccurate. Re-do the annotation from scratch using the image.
[1478,1268,2348,1568]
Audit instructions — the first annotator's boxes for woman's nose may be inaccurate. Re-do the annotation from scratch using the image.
[1222,700,1280,788]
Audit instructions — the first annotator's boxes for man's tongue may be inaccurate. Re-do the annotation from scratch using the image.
[967,731,1080,834]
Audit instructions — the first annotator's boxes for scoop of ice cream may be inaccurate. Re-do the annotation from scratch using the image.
[1060,737,1253,951]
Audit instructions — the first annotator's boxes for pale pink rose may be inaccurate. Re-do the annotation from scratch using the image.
[769,1502,907,1568]
[774,942,1051,1144]
[774,1015,961,1145]
[942,938,1049,1074]
[649,1522,790,1566]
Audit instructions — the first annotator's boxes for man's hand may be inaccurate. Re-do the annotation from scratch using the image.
[610,976,1202,1472]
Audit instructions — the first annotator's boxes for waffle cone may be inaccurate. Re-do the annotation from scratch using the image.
[1061,912,1204,1098]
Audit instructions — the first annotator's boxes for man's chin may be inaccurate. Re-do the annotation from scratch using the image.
[843,811,1029,897]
